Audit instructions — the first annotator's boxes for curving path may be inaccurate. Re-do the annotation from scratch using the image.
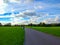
[24,28,60,45]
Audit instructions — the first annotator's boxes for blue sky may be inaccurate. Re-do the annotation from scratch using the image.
[0,0,60,25]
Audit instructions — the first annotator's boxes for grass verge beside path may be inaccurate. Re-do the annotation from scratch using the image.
[0,26,24,45]
[30,27,60,37]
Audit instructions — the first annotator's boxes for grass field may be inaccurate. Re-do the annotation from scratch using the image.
[0,27,24,45]
[31,27,60,37]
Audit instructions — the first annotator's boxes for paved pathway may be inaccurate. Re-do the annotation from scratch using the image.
[24,28,60,45]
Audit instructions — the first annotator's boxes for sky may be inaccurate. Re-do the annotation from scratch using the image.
[0,0,60,25]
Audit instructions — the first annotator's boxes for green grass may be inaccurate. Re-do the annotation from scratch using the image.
[30,27,60,37]
[0,26,24,45]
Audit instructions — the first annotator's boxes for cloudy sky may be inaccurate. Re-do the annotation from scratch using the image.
[0,0,60,25]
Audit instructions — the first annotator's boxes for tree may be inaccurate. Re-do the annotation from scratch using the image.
[38,22,45,26]
[4,23,11,26]
[28,23,32,26]
[0,23,2,26]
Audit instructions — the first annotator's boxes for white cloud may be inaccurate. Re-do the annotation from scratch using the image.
[11,12,60,25]
[0,0,60,25]
[9,10,39,25]
[29,16,40,24]
[0,0,8,14]
[42,16,60,24]
[15,10,35,17]
[55,16,60,23]
[9,0,21,3]
[8,0,33,4]
[0,21,11,25]
[14,10,50,24]
[34,2,60,11]
[24,0,33,3]
[34,5,43,9]
[0,15,14,18]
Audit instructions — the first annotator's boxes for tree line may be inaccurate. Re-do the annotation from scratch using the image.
[27,22,60,27]
[0,22,60,27]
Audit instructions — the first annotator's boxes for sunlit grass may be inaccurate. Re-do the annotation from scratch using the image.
[30,27,60,37]
[0,27,24,45]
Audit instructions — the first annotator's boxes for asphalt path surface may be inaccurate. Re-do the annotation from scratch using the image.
[24,28,60,45]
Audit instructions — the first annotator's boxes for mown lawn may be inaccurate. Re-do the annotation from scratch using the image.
[0,26,24,45]
[31,27,60,37]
